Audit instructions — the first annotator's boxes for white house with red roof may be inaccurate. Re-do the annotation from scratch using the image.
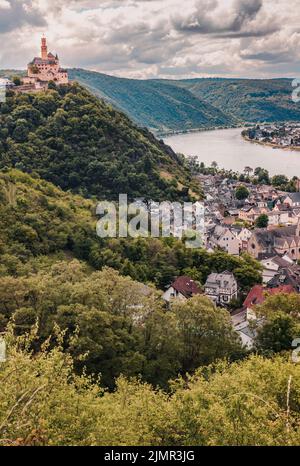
[232,284,295,349]
[163,276,202,303]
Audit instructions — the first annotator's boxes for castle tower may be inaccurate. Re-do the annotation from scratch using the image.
[41,37,48,60]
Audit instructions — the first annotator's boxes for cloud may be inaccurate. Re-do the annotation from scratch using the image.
[172,0,278,38]
[0,0,299,79]
[0,0,46,33]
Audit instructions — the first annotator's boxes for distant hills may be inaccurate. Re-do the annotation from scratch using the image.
[173,78,300,125]
[68,69,236,134]
[69,70,300,134]
[2,69,300,135]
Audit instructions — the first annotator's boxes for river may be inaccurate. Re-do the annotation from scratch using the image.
[164,128,300,178]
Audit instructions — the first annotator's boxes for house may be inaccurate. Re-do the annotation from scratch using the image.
[233,283,296,348]
[239,206,269,224]
[234,227,252,251]
[267,263,300,292]
[283,193,300,208]
[205,271,238,305]
[261,255,294,284]
[238,206,253,223]
[208,225,241,255]
[0,78,15,89]
[247,221,300,260]
[243,284,295,311]
[267,210,290,226]
[232,309,257,349]
[163,276,202,302]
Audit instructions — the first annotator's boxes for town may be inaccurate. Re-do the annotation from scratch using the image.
[1,37,299,354]
[243,123,300,149]
[162,170,300,349]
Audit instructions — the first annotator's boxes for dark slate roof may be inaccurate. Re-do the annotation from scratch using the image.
[286,193,300,203]
[254,225,297,248]
[268,263,300,291]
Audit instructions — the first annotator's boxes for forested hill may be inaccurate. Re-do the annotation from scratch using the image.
[3,69,300,134]
[173,78,300,124]
[69,69,300,133]
[0,83,200,201]
[69,69,237,133]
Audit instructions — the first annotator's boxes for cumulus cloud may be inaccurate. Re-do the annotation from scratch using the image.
[172,0,278,38]
[0,0,299,79]
[0,0,46,33]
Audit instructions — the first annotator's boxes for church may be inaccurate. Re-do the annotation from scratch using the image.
[23,37,69,90]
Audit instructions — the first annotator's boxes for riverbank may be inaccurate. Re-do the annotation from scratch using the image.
[242,133,300,152]
[157,124,243,138]
[164,128,300,178]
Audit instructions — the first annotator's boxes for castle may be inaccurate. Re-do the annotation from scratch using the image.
[23,37,68,90]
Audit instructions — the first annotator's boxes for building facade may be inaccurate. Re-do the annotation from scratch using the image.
[205,271,238,305]
[23,37,68,90]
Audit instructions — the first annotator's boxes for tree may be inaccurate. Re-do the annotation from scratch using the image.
[255,312,300,354]
[253,293,300,354]
[235,185,249,200]
[244,166,253,177]
[172,296,244,373]
[1,329,300,446]
[272,175,289,188]
[254,167,270,184]
[255,293,300,322]
[0,83,200,202]
[255,214,269,228]
[12,76,22,86]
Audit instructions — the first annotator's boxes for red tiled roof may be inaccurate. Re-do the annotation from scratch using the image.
[172,276,202,299]
[243,284,295,309]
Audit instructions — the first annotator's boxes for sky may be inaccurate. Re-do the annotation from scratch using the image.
[0,0,299,79]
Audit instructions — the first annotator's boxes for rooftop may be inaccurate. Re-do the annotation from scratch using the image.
[171,276,202,299]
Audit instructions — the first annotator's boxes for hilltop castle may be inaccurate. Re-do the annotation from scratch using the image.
[23,37,68,90]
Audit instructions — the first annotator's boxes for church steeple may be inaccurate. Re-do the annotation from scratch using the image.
[41,36,48,60]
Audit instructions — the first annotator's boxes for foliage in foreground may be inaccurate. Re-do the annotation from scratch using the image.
[0,330,299,446]
[0,261,243,389]
[0,169,262,291]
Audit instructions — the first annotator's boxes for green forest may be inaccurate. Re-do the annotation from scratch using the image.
[69,70,300,133]
[3,70,300,134]
[0,170,299,446]
[0,83,199,201]
[0,84,300,446]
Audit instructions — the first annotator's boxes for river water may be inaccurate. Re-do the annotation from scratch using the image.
[164,128,300,178]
